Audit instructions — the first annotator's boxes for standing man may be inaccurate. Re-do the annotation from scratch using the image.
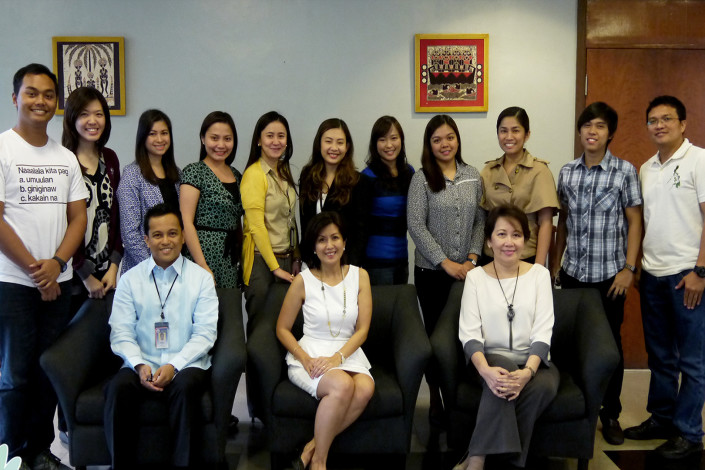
[552,102,642,446]
[623,96,705,459]
[104,203,218,470]
[0,64,88,469]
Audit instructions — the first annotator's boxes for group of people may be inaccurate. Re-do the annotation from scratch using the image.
[0,61,703,470]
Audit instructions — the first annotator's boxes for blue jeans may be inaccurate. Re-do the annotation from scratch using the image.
[0,281,72,460]
[640,270,705,441]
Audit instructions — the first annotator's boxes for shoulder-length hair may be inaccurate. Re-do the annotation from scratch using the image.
[199,111,238,166]
[300,118,358,205]
[246,111,296,191]
[421,114,464,193]
[62,87,112,171]
[302,211,348,269]
[365,115,412,185]
[135,109,179,185]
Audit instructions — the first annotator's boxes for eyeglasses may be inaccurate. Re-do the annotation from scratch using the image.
[647,116,678,127]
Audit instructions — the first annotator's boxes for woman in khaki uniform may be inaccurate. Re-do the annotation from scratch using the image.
[480,107,559,266]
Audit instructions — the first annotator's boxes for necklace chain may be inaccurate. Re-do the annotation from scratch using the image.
[493,261,519,350]
[320,266,347,338]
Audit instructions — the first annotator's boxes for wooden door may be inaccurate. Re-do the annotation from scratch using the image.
[585,48,705,367]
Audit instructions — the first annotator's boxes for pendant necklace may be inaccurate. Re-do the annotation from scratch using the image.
[493,260,519,350]
[320,266,347,338]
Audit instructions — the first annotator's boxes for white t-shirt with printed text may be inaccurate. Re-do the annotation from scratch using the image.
[0,129,88,287]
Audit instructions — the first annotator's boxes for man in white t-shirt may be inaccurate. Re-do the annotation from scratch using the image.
[624,95,705,459]
[0,63,88,470]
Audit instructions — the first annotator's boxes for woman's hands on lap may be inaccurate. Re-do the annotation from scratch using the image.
[479,365,532,401]
[307,354,342,378]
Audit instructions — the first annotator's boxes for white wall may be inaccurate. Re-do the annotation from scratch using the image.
[0,0,578,178]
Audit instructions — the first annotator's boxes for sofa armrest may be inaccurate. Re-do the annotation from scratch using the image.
[565,289,620,422]
[210,288,247,434]
[429,281,465,406]
[40,297,114,428]
[388,285,431,416]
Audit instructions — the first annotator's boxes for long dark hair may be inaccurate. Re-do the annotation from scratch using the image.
[246,111,296,191]
[199,111,238,166]
[365,115,412,188]
[135,109,179,184]
[302,211,348,269]
[300,118,359,205]
[421,115,464,192]
[62,87,112,155]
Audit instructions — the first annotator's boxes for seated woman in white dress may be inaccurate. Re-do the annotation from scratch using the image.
[276,211,374,470]
[455,204,559,470]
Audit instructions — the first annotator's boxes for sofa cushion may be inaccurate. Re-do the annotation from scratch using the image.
[539,371,585,422]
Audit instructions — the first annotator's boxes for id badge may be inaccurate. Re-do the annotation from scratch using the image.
[155,321,169,349]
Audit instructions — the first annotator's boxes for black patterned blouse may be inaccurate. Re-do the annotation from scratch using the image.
[181,160,244,288]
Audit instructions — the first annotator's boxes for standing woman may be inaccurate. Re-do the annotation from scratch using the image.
[62,87,122,310]
[277,211,374,470]
[407,114,485,425]
[361,116,414,285]
[480,107,558,266]
[117,109,180,273]
[241,111,300,317]
[180,111,244,288]
[299,118,370,266]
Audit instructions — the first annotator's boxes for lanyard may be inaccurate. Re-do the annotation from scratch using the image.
[151,260,181,320]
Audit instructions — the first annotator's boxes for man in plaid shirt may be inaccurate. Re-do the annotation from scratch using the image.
[552,102,642,446]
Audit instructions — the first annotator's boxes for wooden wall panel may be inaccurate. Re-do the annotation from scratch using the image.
[587,0,705,48]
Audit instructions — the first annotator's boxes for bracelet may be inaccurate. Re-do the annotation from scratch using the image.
[336,351,345,364]
[525,365,536,379]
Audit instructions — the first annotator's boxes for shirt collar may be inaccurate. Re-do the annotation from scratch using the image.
[259,157,276,175]
[652,138,692,167]
[487,149,533,169]
[578,149,615,171]
[148,254,184,277]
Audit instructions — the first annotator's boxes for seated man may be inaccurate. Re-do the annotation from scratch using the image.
[104,203,218,470]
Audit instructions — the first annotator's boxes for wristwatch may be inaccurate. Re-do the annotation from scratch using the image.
[624,263,636,273]
[52,256,67,273]
[694,266,705,278]
[467,256,477,266]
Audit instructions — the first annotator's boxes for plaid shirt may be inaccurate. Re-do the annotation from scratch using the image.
[557,151,642,282]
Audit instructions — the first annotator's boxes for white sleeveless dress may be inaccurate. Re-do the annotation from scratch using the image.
[286,265,373,398]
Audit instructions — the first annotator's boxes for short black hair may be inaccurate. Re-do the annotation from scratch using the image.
[13,63,59,96]
[496,106,530,133]
[646,95,686,122]
[484,204,530,242]
[577,102,618,145]
[144,203,184,235]
[302,211,348,269]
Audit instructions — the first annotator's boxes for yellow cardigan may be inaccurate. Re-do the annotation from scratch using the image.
[241,159,300,285]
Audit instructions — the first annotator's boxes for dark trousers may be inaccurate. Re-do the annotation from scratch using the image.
[640,269,705,442]
[0,281,72,460]
[104,367,209,469]
[468,354,559,467]
[414,266,455,386]
[244,253,292,329]
[367,263,409,286]
[559,270,625,419]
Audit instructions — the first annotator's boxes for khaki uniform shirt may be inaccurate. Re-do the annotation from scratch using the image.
[480,150,559,259]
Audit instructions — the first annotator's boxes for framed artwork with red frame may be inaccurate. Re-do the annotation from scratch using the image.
[415,34,488,113]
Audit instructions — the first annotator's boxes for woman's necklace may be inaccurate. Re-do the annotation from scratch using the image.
[320,266,347,338]
[493,260,519,350]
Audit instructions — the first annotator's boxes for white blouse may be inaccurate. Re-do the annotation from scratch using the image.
[459,264,554,365]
